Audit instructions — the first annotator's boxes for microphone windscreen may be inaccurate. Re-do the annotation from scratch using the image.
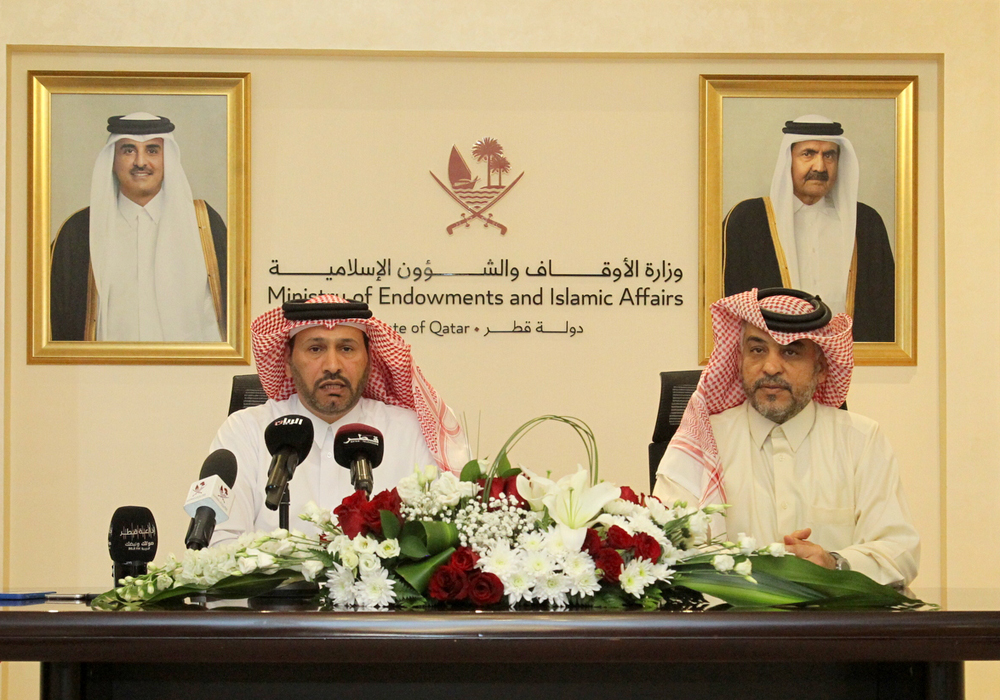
[198,448,238,488]
[334,423,385,469]
[264,415,314,463]
[108,506,158,563]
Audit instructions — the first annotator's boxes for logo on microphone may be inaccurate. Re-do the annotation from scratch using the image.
[345,434,381,446]
[274,417,305,426]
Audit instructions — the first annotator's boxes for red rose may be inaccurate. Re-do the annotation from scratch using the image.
[370,488,403,519]
[633,532,662,562]
[334,490,370,539]
[619,486,641,504]
[361,503,384,535]
[594,548,624,584]
[428,564,470,602]
[581,528,602,557]
[468,571,504,606]
[450,546,480,572]
[605,525,635,551]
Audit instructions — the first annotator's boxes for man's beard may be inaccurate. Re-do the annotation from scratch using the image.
[743,371,821,424]
[292,365,369,420]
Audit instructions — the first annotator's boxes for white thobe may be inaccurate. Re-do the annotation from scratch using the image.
[210,395,436,546]
[100,192,163,341]
[793,196,849,316]
[655,401,919,586]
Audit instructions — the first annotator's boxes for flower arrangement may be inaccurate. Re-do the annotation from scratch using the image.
[93,416,920,611]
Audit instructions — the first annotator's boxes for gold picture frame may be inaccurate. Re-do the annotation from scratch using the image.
[28,71,250,364]
[700,75,916,365]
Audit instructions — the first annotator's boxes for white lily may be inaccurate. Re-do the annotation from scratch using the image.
[542,468,620,551]
[516,467,557,512]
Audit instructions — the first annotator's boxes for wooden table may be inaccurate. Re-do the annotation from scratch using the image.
[1,591,997,699]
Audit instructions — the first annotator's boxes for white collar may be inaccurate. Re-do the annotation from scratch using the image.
[747,399,816,453]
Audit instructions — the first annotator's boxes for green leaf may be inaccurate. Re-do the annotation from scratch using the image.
[495,452,513,476]
[380,510,401,540]
[400,535,429,559]
[672,569,824,607]
[460,459,483,482]
[747,555,922,607]
[395,547,455,594]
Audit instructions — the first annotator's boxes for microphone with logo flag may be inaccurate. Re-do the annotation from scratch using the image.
[264,415,314,512]
[184,449,238,550]
[334,423,384,495]
[108,506,157,586]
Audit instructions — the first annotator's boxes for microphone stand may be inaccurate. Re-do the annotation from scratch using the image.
[279,485,290,531]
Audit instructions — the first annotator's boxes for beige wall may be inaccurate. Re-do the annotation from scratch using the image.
[1,1,998,698]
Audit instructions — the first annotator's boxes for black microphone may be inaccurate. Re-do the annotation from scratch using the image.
[264,415,314,511]
[184,449,238,550]
[334,423,384,495]
[108,506,157,586]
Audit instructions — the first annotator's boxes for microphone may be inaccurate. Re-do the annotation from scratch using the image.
[108,506,157,585]
[264,415,314,511]
[184,449,238,550]
[334,423,384,495]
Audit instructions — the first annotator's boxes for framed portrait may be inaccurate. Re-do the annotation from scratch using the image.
[28,71,250,364]
[700,75,916,365]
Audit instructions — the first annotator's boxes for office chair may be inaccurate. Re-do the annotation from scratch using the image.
[228,374,268,415]
[648,370,702,492]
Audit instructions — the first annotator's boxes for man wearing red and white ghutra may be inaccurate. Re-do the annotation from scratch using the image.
[211,295,468,545]
[653,289,918,586]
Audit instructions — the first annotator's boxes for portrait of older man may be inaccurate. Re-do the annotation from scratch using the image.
[722,115,895,342]
[49,112,227,342]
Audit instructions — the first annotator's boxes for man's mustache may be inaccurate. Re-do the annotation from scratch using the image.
[130,166,154,175]
[316,370,352,391]
[750,375,792,393]
[804,171,829,182]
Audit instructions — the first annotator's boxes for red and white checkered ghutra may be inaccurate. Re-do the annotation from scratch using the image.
[670,289,854,506]
[251,295,466,473]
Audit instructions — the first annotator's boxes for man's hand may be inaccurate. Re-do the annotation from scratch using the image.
[782,528,835,569]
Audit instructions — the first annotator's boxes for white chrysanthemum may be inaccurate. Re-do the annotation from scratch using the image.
[518,531,547,552]
[645,496,672,526]
[523,551,554,580]
[562,550,595,578]
[734,560,753,576]
[503,570,534,606]
[602,498,643,517]
[376,538,401,559]
[620,559,655,597]
[649,562,674,582]
[737,533,757,556]
[712,554,735,572]
[660,541,681,565]
[568,567,602,598]
[324,563,357,606]
[354,568,396,608]
[765,542,787,557]
[536,572,570,607]
[479,542,517,578]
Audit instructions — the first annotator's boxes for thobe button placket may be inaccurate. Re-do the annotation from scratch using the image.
[770,426,796,535]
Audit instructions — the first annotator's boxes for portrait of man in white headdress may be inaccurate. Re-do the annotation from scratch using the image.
[50,112,227,342]
[722,115,895,342]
